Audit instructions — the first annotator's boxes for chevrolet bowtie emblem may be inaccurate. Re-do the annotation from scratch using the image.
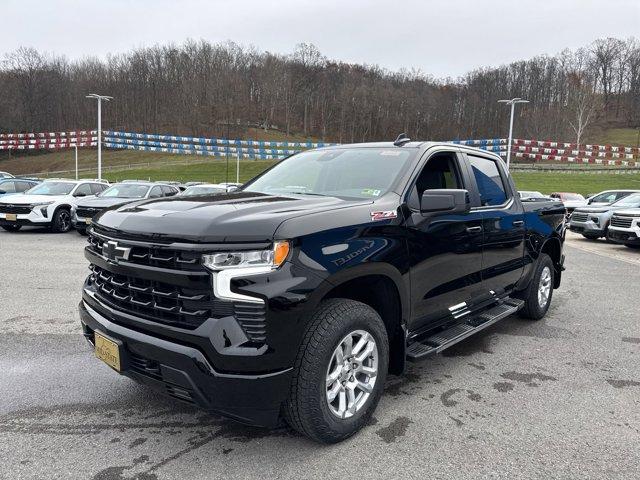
[102,240,131,264]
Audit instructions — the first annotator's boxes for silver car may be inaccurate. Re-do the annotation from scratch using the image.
[569,193,640,240]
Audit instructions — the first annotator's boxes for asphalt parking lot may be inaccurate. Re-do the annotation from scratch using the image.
[1,230,639,480]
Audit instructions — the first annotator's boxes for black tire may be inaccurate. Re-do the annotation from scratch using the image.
[1,224,22,232]
[624,243,640,250]
[51,208,71,233]
[519,253,554,321]
[283,298,389,443]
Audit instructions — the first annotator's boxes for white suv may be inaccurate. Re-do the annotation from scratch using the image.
[0,179,108,232]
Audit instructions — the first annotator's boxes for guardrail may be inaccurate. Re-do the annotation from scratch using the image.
[1,129,639,166]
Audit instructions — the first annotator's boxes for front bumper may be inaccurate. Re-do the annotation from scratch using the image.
[0,209,52,227]
[568,219,605,236]
[607,226,640,245]
[72,214,90,230]
[79,300,292,427]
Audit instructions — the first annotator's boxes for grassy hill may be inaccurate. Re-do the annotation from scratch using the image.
[586,127,640,147]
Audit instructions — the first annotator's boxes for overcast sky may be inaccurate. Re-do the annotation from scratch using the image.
[3,0,639,78]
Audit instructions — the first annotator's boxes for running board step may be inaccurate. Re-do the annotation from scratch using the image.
[406,298,524,361]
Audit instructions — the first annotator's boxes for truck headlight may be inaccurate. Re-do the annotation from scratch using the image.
[202,241,290,270]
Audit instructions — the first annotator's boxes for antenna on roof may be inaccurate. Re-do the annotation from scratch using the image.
[393,133,411,146]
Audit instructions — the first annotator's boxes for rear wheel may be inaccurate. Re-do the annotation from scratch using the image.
[1,224,22,232]
[284,298,389,443]
[519,253,554,320]
[51,208,71,233]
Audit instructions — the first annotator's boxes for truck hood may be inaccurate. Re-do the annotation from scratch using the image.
[76,196,139,209]
[612,209,640,217]
[93,191,373,242]
[574,206,617,214]
[0,194,70,205]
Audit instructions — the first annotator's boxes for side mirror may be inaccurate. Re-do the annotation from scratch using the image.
[420,189,470,214]
[74,193,87,197]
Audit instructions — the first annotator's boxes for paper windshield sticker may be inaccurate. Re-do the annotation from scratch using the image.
[361,188,381,197]
[370,210,397,221]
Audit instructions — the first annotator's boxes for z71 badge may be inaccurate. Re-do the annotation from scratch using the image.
[370,210,398,221]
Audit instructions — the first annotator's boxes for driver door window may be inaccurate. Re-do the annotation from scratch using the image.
[148,186,163,198]
[74,184,92,197]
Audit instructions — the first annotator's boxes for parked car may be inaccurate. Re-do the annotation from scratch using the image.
[179,183,229,197]
[72,182,180,234]
[585,189,640,206]
[0,171,15,179]
[550,192,587,213]
[79,139,566,443]
[607,209,640,249]
[0,179,108,232]
[569,193,640,240]
[0,178,40,197]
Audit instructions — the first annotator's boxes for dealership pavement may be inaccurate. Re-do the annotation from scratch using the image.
[1,230,639,480]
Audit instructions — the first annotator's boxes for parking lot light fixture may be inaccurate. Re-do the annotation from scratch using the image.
[86,93,113,181]
[498,98,529,170]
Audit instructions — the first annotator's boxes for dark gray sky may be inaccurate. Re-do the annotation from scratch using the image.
[3,0,639,78]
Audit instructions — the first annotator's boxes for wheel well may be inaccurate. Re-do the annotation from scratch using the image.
[323,274,405,374]
[541,238,562,288]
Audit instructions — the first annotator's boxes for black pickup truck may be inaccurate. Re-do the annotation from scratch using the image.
[79,139,566,443]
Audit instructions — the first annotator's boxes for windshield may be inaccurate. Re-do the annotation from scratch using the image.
[612,193,640,208]
[101,184,150,198]
[244,148,415,199]
[181,186,227,196]
[26,181,75,195]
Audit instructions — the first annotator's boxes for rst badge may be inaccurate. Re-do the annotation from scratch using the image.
[370,210,398,221]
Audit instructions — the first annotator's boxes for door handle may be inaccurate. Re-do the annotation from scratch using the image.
[466,226,482,233]
[512,220,524,227]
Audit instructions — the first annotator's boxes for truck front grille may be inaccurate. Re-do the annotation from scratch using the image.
[90,264,212,329]
[86,230,268,343]
[87,231,202,271]
[571,212,588,222]
[0,204,31,214]
[611,216,633,229]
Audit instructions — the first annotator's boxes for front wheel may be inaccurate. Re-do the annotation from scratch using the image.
[51,208,71,233]
[1,224,22,232]
[283,298,389,443]
[519,253,554,320]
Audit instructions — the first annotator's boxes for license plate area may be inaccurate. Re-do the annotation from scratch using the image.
[95,331,122,372]
[5,213,17,221]
[85,218,91,225]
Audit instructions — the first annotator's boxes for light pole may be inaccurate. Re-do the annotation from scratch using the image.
[86,93,113,181]
[498,98,529,169]
[73,144,78,180]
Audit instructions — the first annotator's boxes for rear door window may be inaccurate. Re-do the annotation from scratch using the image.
[468,155,508,206]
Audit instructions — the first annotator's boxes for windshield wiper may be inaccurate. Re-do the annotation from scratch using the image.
[282,191,328,197]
